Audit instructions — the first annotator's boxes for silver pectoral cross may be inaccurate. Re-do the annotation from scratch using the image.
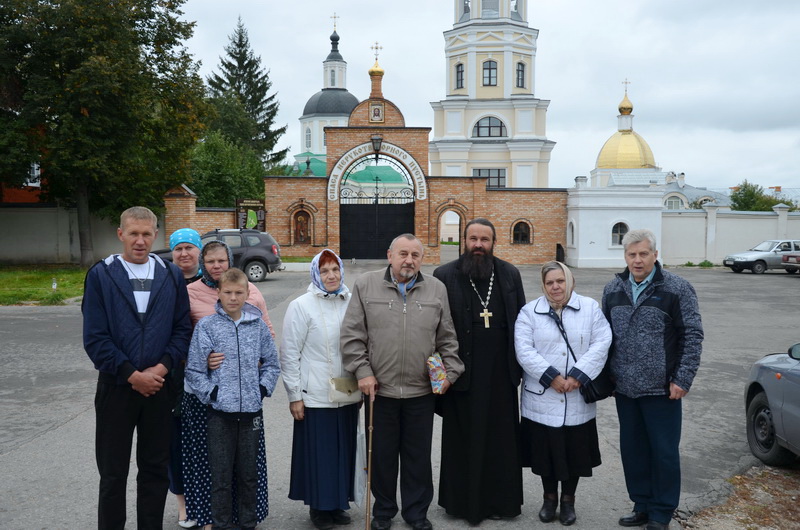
[480,308,492,328]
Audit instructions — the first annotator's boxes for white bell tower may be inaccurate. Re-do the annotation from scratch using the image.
[430,0,555,187]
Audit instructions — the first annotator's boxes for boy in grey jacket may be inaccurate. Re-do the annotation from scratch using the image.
[186,268,280,530]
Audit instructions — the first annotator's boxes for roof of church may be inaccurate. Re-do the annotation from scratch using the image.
[663,181,731,206]
[326,31,343,61]
[302,88,359,117]
[345,166,407,185]
[596,130,656,169]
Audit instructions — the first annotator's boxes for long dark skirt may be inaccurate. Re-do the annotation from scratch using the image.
[288,403,359,511]
[181,392,269,526]
[521,417,601,481]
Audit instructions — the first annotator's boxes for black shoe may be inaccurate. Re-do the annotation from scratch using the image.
[619,511,649,527]
[409,519,433,530]
[645,522,669,530]
[559,495,576,526]
[330,509,351,525]
[370,517,393,530]
[310,508,335,530]
[539,494,558,523]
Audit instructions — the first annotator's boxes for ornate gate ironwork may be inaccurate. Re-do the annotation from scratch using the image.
[339,154,415,259]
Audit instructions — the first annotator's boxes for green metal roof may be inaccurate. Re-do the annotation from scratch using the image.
[346,166,407,185]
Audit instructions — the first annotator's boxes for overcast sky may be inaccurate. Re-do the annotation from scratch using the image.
[180,0,800,191]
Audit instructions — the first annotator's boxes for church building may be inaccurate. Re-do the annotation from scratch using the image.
[264,0,568,264]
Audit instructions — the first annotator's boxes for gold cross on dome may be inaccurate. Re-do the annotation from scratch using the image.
[622,77,631,93]
[330,12,339,30]
[480,308,492,328]
[371,41,383,61]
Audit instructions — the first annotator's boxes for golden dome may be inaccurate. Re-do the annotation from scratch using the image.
[596,130,656,169]
[619,92,633,115]
[368,60,384,76]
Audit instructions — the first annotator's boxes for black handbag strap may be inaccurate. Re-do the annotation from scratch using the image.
[547,308,578,364]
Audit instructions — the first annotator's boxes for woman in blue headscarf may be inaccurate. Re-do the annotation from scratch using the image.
[280,249,362,530]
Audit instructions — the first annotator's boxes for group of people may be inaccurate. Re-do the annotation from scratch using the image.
[83,207,703,530]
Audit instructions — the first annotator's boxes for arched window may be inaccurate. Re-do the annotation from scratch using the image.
[482,60,497,86]
[568,222,575,246]
[472,116,507,137]
[512,222,531,244]
[330,69,336,87]
[612,222,628,246]
[516,62,525,88]
[665,196,684,209]
[455,63,464,89]
[305,127,312,150]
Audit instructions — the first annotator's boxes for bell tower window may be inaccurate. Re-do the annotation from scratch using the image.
[482,0,499,18]
[455,63,464,89]
[305,127,312,150]
[516,62,525,88]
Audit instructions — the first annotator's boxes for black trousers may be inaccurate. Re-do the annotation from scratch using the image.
[207,412,261,530]
[365,394,435,523]
[95,374,172,530]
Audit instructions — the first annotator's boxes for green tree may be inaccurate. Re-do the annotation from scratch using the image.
[730,180,797,211]
[207,18,288,165]
[189,130,264,207]
[0,0,207,266]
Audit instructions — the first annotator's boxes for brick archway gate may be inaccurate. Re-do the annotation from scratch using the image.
[328,142,427,259]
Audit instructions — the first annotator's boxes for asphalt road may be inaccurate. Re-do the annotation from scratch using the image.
[0,255,797,529]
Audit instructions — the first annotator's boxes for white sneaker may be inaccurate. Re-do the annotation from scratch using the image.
[178,519,197,529]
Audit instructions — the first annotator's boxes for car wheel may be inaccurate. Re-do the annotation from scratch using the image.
[244,261,267,282]
[746,392,796,466]
[751,261,767,274]
[731,266,743,273]
[787,268,798,274]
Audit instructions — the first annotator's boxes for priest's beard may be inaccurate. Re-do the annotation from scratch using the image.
[461,247,494,280]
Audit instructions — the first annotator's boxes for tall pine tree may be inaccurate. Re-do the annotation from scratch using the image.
[207,18,287,166]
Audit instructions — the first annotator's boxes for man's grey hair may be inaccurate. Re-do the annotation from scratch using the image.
[622,229,657,252]
[389,233,422,252]
[120,206,158,230]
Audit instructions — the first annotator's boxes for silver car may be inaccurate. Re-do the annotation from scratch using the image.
[723,239,800,274]
[745,343,800,465]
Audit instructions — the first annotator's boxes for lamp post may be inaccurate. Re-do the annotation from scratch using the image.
[371,134,382,164]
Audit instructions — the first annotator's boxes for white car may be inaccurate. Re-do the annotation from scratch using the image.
[723,240,800,274]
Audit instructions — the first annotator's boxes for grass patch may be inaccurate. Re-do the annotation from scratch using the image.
[440,241,460,245]
[280,256,313,263]
[684,261,696,267]
[699,260,714,268]
[0,264,86,305]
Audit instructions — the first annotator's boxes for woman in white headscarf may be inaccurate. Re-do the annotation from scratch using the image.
[514,261,612,526]
[280,249,361,530]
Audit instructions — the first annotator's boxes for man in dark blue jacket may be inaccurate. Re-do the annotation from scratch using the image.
[83,206,191,529]
[603,229,703,530]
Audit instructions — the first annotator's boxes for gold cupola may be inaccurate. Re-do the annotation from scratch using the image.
[596,91,656,169]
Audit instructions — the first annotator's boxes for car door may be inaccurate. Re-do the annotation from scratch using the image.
[771,241,795,268]
[778,356,800,453]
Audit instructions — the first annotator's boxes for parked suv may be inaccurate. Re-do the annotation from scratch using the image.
[723,240,800,274]
[201,229,283,282]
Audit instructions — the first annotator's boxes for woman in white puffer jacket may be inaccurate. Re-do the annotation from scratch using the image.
[514,261,612,527]
[280,249,361,530]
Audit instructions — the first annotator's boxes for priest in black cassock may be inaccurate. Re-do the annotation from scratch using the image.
[433,218,526,525]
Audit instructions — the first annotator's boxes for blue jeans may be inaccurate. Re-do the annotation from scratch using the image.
[207,412,261,529]
[615,393,682,525]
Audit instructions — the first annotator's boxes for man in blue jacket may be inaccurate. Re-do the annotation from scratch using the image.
[83,206,191,529]
[603,229,703,530]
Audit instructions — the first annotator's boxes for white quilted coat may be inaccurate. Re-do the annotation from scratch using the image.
[280,283,361,408]
[514,293,612,427]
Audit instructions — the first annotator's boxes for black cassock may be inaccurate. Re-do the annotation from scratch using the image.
[437,271,523,524]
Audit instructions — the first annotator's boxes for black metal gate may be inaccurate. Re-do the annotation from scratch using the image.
[340,201,415,259]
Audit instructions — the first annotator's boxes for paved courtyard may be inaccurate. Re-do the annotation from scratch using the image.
[0,257,797,529]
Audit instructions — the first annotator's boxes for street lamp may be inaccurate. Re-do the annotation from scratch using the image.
[371,134,382,164]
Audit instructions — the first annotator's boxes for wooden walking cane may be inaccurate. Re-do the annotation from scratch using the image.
[365,396,375,530]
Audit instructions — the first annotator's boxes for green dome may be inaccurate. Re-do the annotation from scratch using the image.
[346,166,406,185]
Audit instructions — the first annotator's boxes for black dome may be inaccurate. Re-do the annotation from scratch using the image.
[326,30,343,61]
[302,88,359,117]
